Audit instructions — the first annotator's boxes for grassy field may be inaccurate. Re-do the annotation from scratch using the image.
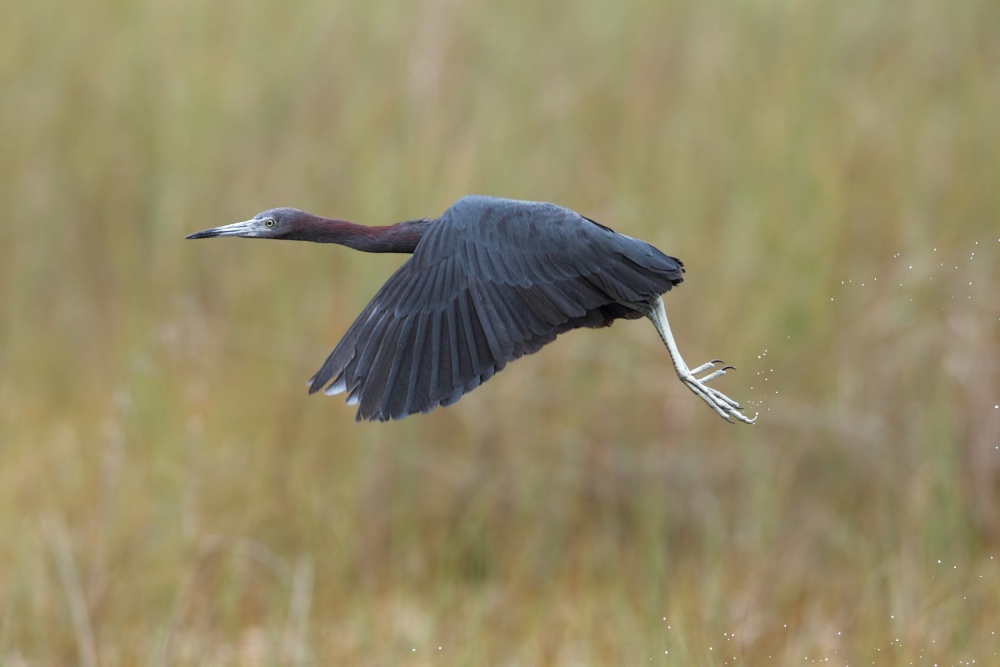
[3,0,1000,664]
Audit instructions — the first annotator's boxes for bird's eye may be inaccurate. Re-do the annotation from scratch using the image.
[264,218,275,227]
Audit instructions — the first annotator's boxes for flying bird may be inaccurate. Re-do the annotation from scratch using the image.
[186,195,755,424]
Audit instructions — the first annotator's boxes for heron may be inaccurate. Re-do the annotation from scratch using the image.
[186,195,755,424]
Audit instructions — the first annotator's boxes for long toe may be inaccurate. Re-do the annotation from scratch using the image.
[681,373,755,424]
[689,360,722,375]
[697,368,729,383]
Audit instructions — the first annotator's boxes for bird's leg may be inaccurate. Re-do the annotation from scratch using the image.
[626,296,756,424]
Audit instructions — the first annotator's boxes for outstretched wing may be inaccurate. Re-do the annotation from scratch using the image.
[308,196,684,421]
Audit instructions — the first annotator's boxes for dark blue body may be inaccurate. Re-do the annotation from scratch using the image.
[309,196,684,421]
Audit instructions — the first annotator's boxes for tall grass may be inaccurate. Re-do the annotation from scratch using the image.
[2,0,999,663]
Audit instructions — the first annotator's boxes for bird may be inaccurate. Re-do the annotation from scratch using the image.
[186,195,755,424]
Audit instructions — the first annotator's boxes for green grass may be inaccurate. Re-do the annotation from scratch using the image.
[3,0,1000,663]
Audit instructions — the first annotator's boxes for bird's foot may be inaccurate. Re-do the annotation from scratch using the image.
[678,360,757,424]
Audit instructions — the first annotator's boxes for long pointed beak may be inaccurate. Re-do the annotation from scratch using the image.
[185,219,258,239]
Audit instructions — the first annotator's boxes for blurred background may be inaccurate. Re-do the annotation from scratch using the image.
[2,0,999,664]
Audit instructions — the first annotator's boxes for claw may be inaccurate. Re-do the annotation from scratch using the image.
[677,363,755,423]
[638,295,756,425]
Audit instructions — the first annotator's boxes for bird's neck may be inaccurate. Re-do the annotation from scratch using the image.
[299,215,430,254]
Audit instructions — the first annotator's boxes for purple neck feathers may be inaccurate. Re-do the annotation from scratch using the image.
[292,214,431,254]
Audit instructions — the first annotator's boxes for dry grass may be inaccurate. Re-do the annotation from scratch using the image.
[3,0,1000,664]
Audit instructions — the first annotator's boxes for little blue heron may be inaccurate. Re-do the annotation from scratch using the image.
[186,195,755,424]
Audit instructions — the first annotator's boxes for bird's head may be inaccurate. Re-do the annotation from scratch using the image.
[185,208,306,240]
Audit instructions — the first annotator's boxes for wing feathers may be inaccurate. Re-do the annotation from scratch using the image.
[427,309,444,404]
[377,314,416,419]
[404,311,431,415]
[312,200,684,420]
[469,280,511,362]
[357,317,405,420]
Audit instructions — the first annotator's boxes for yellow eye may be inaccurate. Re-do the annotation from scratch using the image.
[264,218,275,227]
